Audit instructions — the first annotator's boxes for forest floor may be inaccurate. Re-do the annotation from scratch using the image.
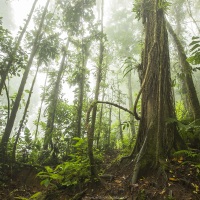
[0,150,200,200]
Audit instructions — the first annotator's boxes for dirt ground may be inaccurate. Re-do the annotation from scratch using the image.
[0,152,200,200]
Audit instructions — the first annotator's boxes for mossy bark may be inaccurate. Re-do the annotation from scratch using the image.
[132,0,185,183]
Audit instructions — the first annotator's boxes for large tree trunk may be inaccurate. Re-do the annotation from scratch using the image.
[131,0,185,183]
[166,21,200,120]
[0,0,50,163]
[0,0,38,95]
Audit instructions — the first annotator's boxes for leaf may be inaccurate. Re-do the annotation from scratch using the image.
[189,40,200,47]
[14,197,28,200]
[169,177,179,182]
[30,192,42,199]
[192,36,200,40]
[115,180,122,184]
[45,166,53,173]
[24,89,30,93]
[192,183,199,192]
[177,156,184,163]
[159,189,166,195]
[50,173,63,181]
[190,44,200,52]
[40,178,50,187]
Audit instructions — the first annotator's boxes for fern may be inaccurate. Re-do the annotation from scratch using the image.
[187,36,200,65]
[173,149,200,162]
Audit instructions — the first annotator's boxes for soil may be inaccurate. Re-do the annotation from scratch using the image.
[0,151,200,200]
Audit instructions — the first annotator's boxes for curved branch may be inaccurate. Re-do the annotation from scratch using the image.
[97,101,135,116]
[86,100,136,129]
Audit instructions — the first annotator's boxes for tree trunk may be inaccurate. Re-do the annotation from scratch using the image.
[96,88,105,149]
[43,47,67,150]
[118,108,124,148]
[87,0,104,180]
[76,56,88,138]
[128,72,136,137]
[107,105,112,149]
[35,69,49,140]
[0,0,38,95]
[166,21,200,120]
[131,0,185,183]
[0,0,50,163]
[12,62,40,162]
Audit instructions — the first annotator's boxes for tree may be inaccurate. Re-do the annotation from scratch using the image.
[166,21,200,120]
[0,0,50,163]
[43,47,67,151]
[0,0,38,95]
[131,0,185,183]
[87,0,105,179]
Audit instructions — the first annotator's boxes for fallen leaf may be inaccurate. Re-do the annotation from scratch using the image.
[169,177,179,182]
[114,180,121,184]
[159,189,166,195]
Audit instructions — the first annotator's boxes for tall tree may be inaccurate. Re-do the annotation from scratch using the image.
[167,21,200,120]
[0,0,50,162]
[0,0,38,95]
[88,0,104,179]
[12,61,40,162]
[43,46,67,150]
[131,0,185,183]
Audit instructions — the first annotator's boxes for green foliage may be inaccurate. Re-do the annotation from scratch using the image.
[132,0,143,20]
[187,36,200,66]
[167,118,200,149]
[132,0,171,21]
[37,138,100,188]
[0,17,27,77]
[157,0,172,12]
[15,192,43,200]
[122,57,138,77]
[173,149,200,161]
[175,101,189,121]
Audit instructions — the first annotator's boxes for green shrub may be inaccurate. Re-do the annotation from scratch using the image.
[37,137,102,188]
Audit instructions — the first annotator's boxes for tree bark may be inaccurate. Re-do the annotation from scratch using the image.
[166,21,200,120]
[131,0,186,183]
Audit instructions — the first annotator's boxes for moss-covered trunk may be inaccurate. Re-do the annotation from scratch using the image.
[132,0,185,183]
